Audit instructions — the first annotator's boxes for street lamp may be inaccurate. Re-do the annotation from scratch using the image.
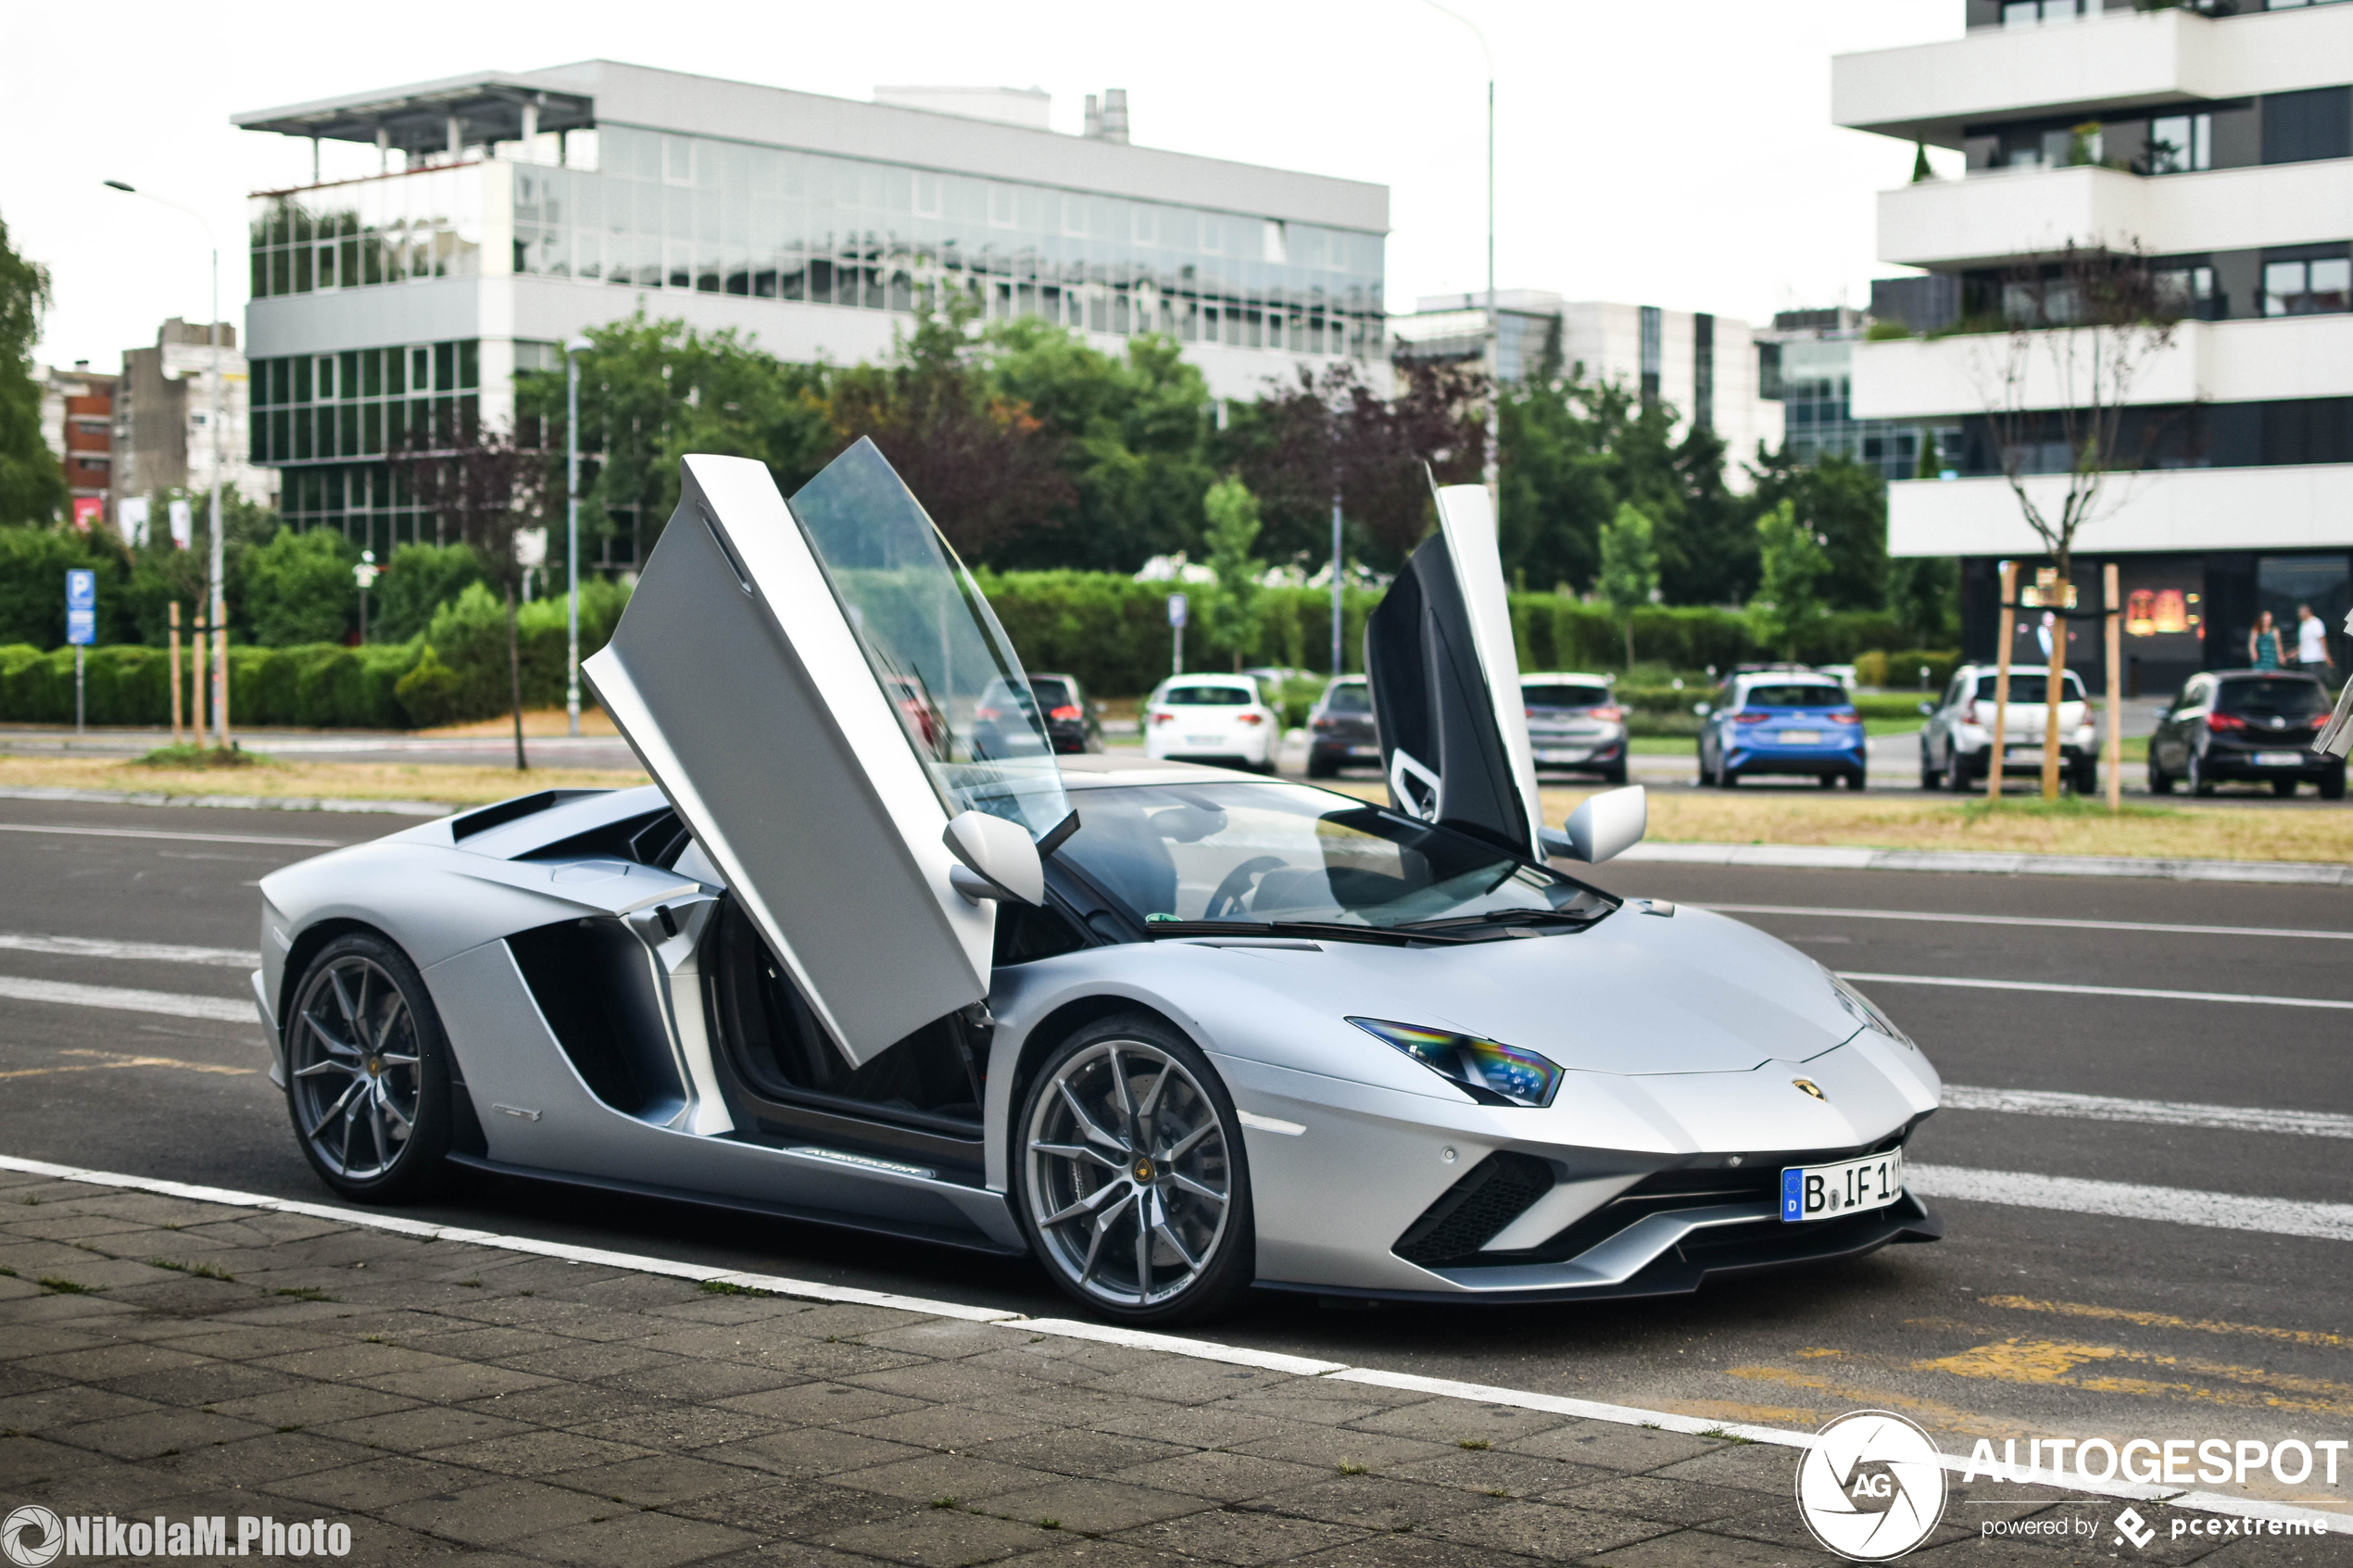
[106,179,228,747]
[564,336,593,737]
[1414,1,1499,505]
[354,549,379,644]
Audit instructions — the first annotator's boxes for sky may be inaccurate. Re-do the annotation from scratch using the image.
[6,0,1962,375]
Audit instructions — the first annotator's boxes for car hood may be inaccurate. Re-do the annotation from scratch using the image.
[1199,906,1862,1077]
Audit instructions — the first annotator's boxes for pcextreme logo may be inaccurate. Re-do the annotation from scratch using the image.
[1794,1410,1951,1561]
[0,1509,350,1563]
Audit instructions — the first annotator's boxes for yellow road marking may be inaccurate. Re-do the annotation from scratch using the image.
[1725,1364,2015,1438]
[1983,1295,2353,1351]
[1917,1338,2353,1418]
[0,1048,255,1081]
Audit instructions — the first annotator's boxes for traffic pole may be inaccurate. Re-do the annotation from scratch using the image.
[1988,561,2017,803]
[74,645,83,736]
[2104,561,2123,812]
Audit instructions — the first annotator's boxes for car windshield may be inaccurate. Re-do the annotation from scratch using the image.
[1164,685,1255,707]
[1525,684,1611,709]
[2217,677,2330,720]
[1971,672,2085,704]
[1322,683,1371,714]
[1057,782,1610,934]
[1743,684,1844,709]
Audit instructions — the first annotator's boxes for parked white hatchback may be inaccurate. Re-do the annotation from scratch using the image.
[1145,674,1277,771]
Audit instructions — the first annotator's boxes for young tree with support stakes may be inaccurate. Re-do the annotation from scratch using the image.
[1970,242,2180,803]
[1749,500,1829,663]
[1595,501,1658,673]
[395,423,548,771]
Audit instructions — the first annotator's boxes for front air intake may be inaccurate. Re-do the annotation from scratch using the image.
[1393,1153,1555,1267]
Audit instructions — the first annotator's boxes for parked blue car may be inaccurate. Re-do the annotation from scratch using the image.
[1697,670,1867,788]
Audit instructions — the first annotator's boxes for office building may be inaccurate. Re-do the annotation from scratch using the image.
[39,364,116,528]
[1756,307,1958,481]
[115,320,275,521]
[1390,291,1782,485]
[233,63,1389,559]
[1837,0,2353,695]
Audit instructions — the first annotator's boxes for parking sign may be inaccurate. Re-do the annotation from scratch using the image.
[1167,592,1188,629]
[65,570,95,646]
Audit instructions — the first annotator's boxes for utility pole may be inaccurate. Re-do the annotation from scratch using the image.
[565,336,593,737]
[1416,1,1499,508]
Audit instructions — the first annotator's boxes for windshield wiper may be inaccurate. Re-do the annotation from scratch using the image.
[1141,919,1470,947]
[1395,906,1610,935]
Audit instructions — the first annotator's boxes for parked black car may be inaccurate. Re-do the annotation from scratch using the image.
[2149,669,2346,798]
[1305,675,1378,777]
[973,672,1102,758]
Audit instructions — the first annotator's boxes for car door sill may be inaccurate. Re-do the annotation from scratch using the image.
[443,1153,1026,1257]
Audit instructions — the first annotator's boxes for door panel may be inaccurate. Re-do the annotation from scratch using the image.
[585,443,1068,1068]
[1363,480,1544,859]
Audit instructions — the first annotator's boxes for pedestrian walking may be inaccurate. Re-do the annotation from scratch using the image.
[2249,610,2284,670]
[2296,603,2334,675]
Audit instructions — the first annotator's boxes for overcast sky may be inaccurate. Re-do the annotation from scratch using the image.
[7,0,1959,374]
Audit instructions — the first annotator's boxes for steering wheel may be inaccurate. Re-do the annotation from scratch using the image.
[1203,857,1286,921]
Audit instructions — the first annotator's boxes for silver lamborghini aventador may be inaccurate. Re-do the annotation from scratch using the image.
[254,439,1942,1324]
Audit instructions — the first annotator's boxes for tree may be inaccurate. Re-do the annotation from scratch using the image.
[395,425,548,769]
[1969,242,2180,798]
[0,213,65,527]
[1750,500,1830,661]
[1744,449,1887,612]
[238,528,357,646]
[1595,501,1659,672]
[1197,476,1264,670]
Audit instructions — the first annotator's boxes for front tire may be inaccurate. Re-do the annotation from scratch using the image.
[1919,745,1944,792]
[1013,1013,1255,1325]
[283,932,455,1203]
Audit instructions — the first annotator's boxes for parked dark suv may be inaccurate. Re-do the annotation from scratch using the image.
[2150,670,2346,798]
[1305,675,1378,778]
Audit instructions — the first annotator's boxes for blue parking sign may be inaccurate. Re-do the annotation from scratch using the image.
[66,570,95,646]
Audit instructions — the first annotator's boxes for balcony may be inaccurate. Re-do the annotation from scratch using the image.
[1833,4,2353,147]
[1876,157,2353,269]
[1889,462,2353,558]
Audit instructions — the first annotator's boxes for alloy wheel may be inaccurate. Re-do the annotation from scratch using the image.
[288,954,422,1181]
[1024,1040,1234,1309]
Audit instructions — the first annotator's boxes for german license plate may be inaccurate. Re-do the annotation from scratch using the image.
[1350,745,1379,758]
[2006,746,2044,763]
[1535,747,1592,763]
[1776,730,1821,746]
[1187,735,1222,746]
[2255,750,2305,767]
[1781,1148,1906,1223]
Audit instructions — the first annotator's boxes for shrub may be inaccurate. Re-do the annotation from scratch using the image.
[239,529,358,647]
[393,646,470,728]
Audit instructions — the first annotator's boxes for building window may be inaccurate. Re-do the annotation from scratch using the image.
[1639,306,1662,407]
[1692,313,1715,433]
[2260,86,2353,165]
[2263,256,2352,314]
[2003,0,2087,24]
[2148,113,2212,174]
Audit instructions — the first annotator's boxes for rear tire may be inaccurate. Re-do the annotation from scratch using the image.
[2321,766,2346,801]
[2189,751,2215,797]
[1846,768,1869,790]
[1721,766,1741,788]
[1306,754,1336,780]
[283,932,456,1204]
[1013,1013,1256,1326]
[2071,759,2099,796]
[1818,773,1837,789]
[1919,746,1943,792]
[2273,776,2299,797]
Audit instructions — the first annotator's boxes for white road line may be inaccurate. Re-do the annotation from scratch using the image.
[0,821,337,847]
[0,1151,2345,1537]
[1944,1085,2353,1139]
[0,934,259,968]
[1707,902,2353,943]
[0,975,256,1024]
[1908,1163,2353,1244]
[1840,970,2353,1011]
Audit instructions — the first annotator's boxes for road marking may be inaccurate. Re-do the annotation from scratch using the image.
[0,1048,256,1081]
[1943,1085,2353,1139]
[0,821,337,847]
[1982,1297,2353,1351]
[1842,971,2353,1011]
[1918,1338,2353,1419]
[1707,902,2353,943]
[0,975,257,1024]
[0,933,259,969]
[0,1152,2344,1534]
[1908,1163,2353,1244]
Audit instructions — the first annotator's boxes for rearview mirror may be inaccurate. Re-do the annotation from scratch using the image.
[942,810,1043,905]
[1540,785,1648,865]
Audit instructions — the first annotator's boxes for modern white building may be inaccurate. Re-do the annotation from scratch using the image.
[233,62,1388,558]
[1390,291,1783,486]
[1836,0,2353,695]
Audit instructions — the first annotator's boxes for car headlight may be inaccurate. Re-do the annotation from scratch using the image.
[1348,1017,1562,1108]
[1823,970,1918,1051]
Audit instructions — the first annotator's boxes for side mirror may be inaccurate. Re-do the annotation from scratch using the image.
[942,810,1043,905]
[1918,701,1934,716]
[1692,701,1712,717]
[1542,785,1648,865]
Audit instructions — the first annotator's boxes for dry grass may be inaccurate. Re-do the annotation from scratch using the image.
[0,753,648,808]
[1539,785,2353,864]
[413,707,623,739]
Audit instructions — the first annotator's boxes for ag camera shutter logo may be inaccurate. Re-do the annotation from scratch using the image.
[1795,1410,1949,1561]
[2,1506,64,1568]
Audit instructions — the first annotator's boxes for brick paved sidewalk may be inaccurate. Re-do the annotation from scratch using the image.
[0,1168,2338,1567]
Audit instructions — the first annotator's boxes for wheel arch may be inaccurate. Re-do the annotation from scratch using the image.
[278,917,402,1035]
[1003,994,1204,1146]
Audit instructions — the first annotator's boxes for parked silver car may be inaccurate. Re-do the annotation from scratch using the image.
[253,442,1942,1326]
[1521,672,1629,784]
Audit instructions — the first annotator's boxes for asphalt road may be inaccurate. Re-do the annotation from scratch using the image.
[3,796,2349,1514]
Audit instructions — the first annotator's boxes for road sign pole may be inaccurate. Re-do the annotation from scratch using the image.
[75,646,83,736]
[1167,591,1189,677]
[64,569,96,740]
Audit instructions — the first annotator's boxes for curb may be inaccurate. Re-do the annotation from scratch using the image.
[1619,840,2353,886]
[0,784,453,818]
[5,1151,2350,1537]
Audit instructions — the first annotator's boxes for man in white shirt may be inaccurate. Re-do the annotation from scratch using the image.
[2296,604,2334,673]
